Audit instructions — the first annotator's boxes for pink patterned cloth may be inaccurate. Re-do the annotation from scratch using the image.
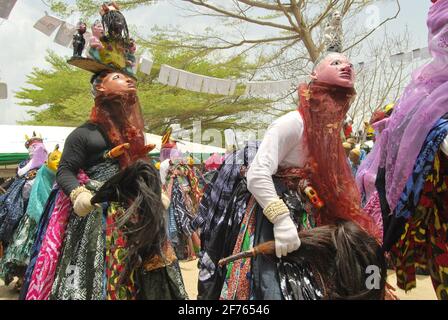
[363,191,384,244]
[26,172,89,300]
[357,0,448,213]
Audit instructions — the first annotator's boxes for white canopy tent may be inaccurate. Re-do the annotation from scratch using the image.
[0,124,225,161]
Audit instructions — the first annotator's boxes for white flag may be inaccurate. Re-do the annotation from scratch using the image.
[184,73,194,91]
[0,0,17,19]
[201,76,211,94]
[356,62,366,70]
[167,66,179,86]
[207,78,218,94]
[187,73,203,92]
[269,81,279,95]
[420,47,431,60]
[139,57,153,75]
[402,52,412,64]
[273,81,283,93]
[258,82,267,95]
[412,48,421,60]
[390,52,403,64]
[33,15,63,36]
[279,80,288,93]
[0,82,7,99]
[278,79,295,93]
[177,70,189,90]
[229,80,237,95]
[158,64,170,84]
[247,81,262,96]
[216,79,231,95]
[54,22,76,47]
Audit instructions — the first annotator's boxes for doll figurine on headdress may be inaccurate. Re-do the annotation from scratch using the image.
[68,2,137,78]
[97,1,135,71]
[88,20,105,61]
[125,38,137,74]
[324,11,343,53]
[100,1,125,41]
[72,21,87,58]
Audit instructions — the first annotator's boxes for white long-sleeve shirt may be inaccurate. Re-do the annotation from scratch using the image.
[247,111,309,209]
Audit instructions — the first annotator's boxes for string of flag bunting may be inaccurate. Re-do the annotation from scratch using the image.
[0,0,435,98]
[0,0,17,20]
[355,47,431,70]
[158,65,237,95]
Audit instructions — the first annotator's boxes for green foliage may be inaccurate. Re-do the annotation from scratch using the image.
[46,0,160,19]
[17,36,274,134]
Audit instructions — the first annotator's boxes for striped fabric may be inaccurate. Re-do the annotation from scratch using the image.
[25,172,89,300]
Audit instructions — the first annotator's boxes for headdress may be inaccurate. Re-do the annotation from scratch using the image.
[383,103,395,116]
[76,20,87,31]
[160,127,183,162]
[68,2,136,79]
[323,10,343,54]
[47,144,62,172]
[161,127,174,147]
[24,131,43,149]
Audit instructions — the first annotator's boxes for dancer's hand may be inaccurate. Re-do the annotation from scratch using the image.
[70,187,94,217]
[106,143,130,159]
[272,213,301,258]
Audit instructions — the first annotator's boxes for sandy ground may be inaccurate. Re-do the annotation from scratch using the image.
[178,260,438,300]
[0,260,438,300]
[0,279,19,300]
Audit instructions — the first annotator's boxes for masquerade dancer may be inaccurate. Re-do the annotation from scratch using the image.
[357,0,448,300]
[0,145,61,289]
[21,3,187,300]
[0,133,48,263]
[194,12,382,300]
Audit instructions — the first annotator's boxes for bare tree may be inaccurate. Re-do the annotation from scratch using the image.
[349,29,413,133]
[171,0,405,128]
[43,0,407,133]
[178,0,401,62]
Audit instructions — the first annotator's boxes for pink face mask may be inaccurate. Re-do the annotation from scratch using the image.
[311,53,355,88]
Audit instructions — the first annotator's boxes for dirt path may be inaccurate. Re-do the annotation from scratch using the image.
[178,260,438,300]
[0,261,437,300]
[0,279,19,300]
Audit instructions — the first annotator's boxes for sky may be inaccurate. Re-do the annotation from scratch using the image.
[0,0,432,125]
